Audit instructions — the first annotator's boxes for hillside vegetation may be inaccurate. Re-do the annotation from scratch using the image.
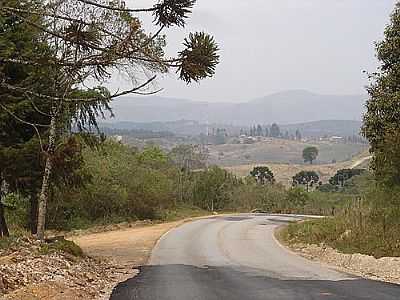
[2,140,356,239]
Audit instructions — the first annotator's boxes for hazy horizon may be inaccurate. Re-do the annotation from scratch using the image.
[116,89,368,104]
[106,0,398,103]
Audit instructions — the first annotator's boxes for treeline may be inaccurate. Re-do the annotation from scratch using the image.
[239,123,302,140]
[100,127,175,139]
[2,140,349,234]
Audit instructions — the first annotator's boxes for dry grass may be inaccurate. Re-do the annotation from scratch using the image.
[208,138,368,167]
[225,151,371,185]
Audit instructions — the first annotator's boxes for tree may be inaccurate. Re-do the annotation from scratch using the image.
[302,146,318,164]
[1,0,219,240]
[286,188,309,209]
[362,3,400,185]
[192,166,238,211]
[265,127,269,137]
[270,123,280,138]
[215,128,227,145]
[284,131,289,140]
[329,169,365,187]
[295,129,302,141]
[0,181,10,237]
[256,124,263,137]
[250,166,275,185]
[292,171,319,192]
[0,0,53,235]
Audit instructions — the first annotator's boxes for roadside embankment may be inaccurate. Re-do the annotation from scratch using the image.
[276,222,400,285]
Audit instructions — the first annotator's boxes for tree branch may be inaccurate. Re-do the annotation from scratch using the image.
[1,75,159,103]
[0,103,46,151]
[76,0,157,13]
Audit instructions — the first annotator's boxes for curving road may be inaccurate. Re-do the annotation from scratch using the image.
[110,214,400,299]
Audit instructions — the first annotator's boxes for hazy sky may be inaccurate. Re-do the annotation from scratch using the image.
[119,0,397,102]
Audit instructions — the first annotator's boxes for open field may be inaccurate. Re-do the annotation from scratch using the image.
[225,151,371,185]
[208,138,368,167]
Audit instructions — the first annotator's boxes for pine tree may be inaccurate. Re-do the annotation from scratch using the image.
[0,0,52,236]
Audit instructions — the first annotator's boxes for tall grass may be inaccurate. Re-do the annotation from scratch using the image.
[284,183,400,258]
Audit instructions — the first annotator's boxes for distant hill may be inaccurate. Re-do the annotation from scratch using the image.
[281,120,363,138]
[101,120,208,136]
[109,90,366,125]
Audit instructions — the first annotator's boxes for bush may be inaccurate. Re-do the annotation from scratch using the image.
[40,238,84,257]
[284,185,400,258]
[45,141,176,229]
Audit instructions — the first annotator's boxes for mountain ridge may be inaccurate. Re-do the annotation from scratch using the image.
[109,90,367,125]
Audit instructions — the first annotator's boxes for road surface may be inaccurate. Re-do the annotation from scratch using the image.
[110,214,400,299]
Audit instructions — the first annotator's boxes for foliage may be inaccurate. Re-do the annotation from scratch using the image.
[178,32,220,84]
[250,166,275,185]
[270,123,280,138]
[362,3,400,185]
[39,238,83,257]
[169,144,206,171]
[0,0,53,235]
[317,183,338,193]
[329,168,365,187]
[292,171,319,191]
[284,179,400,258]
[285,188,309,209]
[191,166,239,211]
[228,184,287,212]
[302,146,319,164]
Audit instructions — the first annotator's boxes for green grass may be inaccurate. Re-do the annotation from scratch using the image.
[160,205,213,222]
[39,238,84,257]
[0,236,15,251]
[0,227,29,252]
[283,216,400,258]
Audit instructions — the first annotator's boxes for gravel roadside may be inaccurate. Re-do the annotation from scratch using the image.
[275,227,400,286]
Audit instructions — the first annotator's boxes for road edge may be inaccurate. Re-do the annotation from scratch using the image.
[273,225,400,285]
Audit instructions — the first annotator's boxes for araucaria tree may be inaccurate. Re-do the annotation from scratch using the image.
[302,146,318,164]
[292,171,319,192]
[250,166,275,185]
[0,0,219,240]
[362,3,400,185]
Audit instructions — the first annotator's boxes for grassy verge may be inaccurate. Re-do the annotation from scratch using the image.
[282,217,400,258]
[160,206,228,222]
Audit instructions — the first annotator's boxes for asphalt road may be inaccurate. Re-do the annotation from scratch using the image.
[110,214,400,299]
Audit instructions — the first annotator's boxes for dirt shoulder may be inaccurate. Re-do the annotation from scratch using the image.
[0,215,215,300]
[71,220,184,268]
[275,226,400,285]
[70,216,219,299]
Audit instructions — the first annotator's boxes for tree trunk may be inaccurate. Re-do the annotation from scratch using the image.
[30,196,38,234]
[0,195,9,238]
[36,114,57,241]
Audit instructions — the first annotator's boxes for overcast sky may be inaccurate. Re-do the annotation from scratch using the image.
[119,0,397,103]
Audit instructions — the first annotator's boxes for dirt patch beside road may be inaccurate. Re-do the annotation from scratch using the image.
[71,220,185,267]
